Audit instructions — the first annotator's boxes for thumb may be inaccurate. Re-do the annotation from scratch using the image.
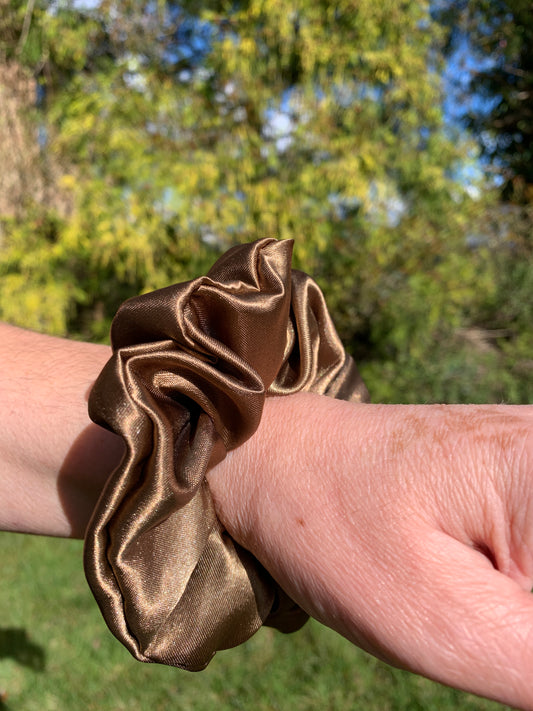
[388,527,533,711]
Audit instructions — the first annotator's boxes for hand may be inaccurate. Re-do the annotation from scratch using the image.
[3,322,532,708]
[208,393,533,710]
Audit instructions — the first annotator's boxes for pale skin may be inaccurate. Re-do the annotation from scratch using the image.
[1,322,533,710]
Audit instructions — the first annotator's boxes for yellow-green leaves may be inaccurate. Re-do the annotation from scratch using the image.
[1,0,531,401]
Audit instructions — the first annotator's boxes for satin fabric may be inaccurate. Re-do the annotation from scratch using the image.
[85,238,369,671]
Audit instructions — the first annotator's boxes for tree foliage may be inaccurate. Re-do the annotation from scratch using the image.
[0,0,531,402]
[437,0,533,201]
[432,0,533,403]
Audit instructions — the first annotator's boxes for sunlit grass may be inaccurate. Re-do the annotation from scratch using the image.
[0,533,509,711]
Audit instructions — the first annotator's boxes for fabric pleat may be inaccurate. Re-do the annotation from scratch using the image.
[84,238,369,671]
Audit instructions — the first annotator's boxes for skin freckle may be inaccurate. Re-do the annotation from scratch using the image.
[387,414,428,457]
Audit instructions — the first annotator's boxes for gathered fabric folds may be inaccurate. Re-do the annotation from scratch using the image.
[84,238,369,671]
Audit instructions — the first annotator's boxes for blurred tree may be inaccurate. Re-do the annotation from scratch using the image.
[1,0,530,401]
[436,0,533,201]
[433,0,533,403]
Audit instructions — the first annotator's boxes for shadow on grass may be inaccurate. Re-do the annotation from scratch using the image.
[0,628,46,710]
[0,628,46,670]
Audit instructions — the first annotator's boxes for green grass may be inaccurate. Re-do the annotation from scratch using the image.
[0,532,510,711]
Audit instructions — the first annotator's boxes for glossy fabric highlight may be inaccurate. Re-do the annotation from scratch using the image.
[84,238,368,670]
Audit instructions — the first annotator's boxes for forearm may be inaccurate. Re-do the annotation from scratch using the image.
[4,323,533,709]
[0,323,124,537]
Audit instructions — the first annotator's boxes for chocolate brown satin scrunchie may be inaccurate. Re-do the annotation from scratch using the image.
[85,238,368,671]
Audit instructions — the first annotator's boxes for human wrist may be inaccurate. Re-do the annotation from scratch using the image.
[205,393,379,552]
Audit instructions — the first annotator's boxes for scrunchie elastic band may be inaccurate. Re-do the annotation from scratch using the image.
[84,238,368,670]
